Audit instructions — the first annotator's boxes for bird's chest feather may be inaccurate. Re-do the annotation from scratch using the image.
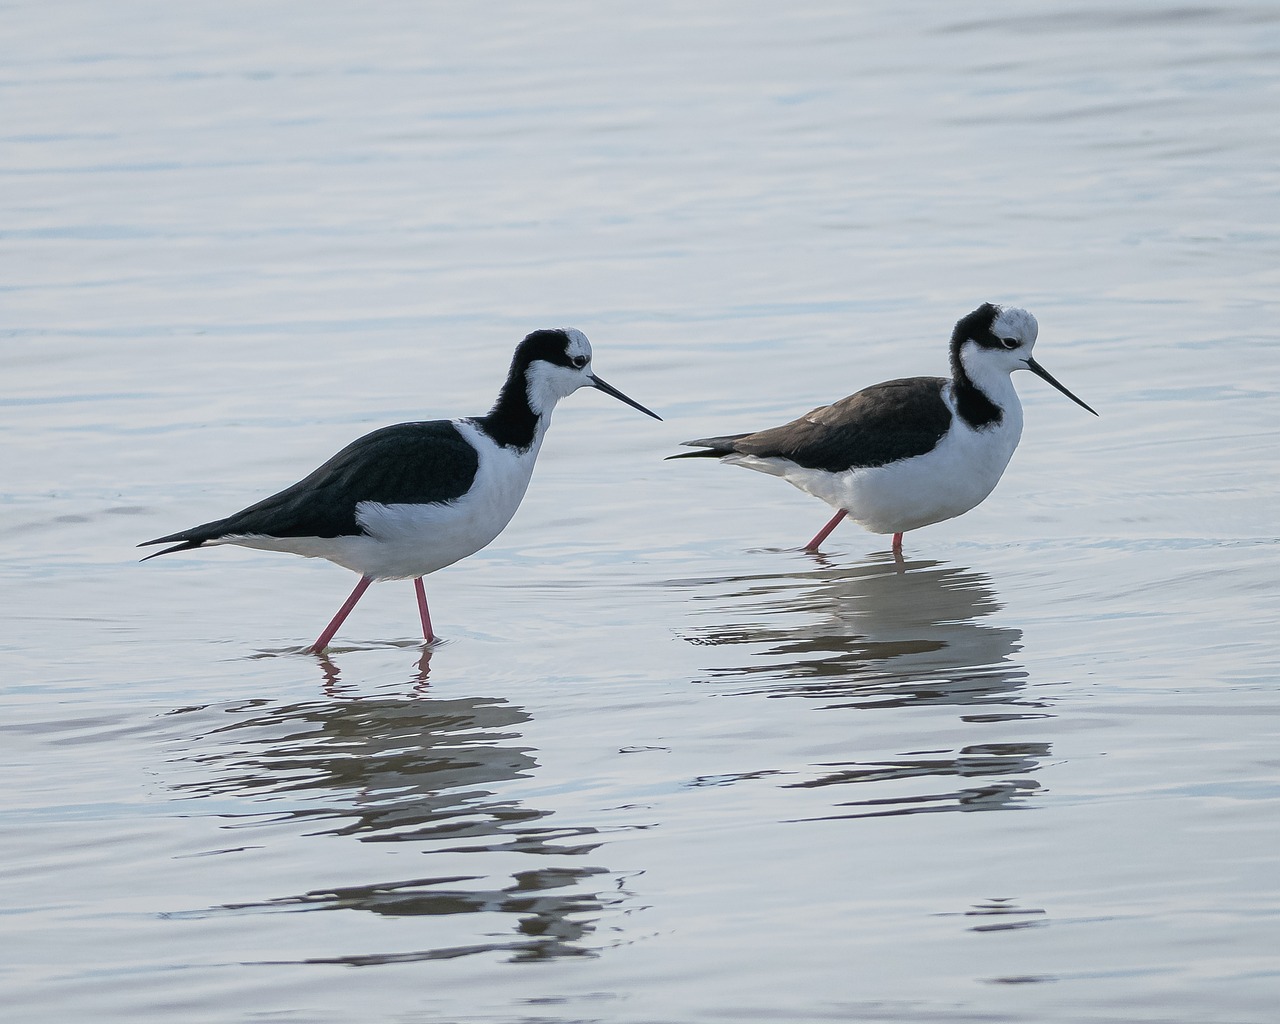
[352,426,543,577]
[947,409,1023,484]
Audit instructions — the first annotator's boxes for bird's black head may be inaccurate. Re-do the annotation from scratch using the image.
[950,302,1003,358]
[949,303,1097,417]
[489,328,660,439]
[512,328,593,375]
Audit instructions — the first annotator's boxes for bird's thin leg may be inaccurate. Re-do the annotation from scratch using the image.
[892,532,904,554]
[310,575,374,654]
[804,510,847,552]
[414,577,435,644]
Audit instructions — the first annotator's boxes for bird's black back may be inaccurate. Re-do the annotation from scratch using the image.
[673,377,953,472]
[139,420,480,556]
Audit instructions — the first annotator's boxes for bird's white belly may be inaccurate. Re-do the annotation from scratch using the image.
[733,418,1022,535]
[226,425,542,580]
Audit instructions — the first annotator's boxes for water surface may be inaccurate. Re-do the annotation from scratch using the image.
[3,2,1279,1022]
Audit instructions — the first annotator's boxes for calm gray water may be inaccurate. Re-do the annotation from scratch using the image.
[3,2,1279,1022]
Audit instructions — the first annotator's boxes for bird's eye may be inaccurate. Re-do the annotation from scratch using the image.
[1000,337,1019,350]
[571,354,588,368]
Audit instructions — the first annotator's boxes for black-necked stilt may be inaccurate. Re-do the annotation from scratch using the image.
[140,328,661,652]
[669,303,1096,554]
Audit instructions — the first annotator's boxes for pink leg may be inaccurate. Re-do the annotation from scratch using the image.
[892,532,903,554]
[414,577,435,644]
[804,509,847,552]
[310,575,374,654]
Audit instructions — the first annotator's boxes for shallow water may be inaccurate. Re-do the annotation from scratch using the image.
[3,2,1280,1022]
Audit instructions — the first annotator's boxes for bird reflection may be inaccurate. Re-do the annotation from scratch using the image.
[312,643,434,698]
[234,865,619,965]
[675,553,1031,711]
[168,691,625,962]
[784,742,1050,821]
[672,553,1050,816]
[246,640,435,698]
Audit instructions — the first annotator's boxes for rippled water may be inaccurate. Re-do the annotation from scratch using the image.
[3,2,1279,1022]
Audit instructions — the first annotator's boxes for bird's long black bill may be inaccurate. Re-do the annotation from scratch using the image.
[590,374,662,420]
[1026,357,1098,416]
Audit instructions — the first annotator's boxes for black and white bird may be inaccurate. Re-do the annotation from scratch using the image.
[669,303,1096,554]
[140,328,660,652]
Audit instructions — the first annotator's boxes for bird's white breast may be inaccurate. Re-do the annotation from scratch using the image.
[351,420,543,579]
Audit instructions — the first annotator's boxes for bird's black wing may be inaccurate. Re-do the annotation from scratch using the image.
[676,378,952,473]
[139,420,481,558]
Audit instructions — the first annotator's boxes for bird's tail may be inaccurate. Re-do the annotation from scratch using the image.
[665,434,749,460]
[137,517,236,561]
[137,531,212,561]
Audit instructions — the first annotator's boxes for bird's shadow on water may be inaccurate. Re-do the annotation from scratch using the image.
[668,550,1053,817]
[160,670,637,964]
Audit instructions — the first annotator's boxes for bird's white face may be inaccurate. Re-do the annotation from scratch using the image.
[955,308,1040,396]
[957,305,1097,415]
[992,307,1039,352]
[563,327,592,362]
[959,306,1040,379]
[524,328,596,413]
[520,327,661,421]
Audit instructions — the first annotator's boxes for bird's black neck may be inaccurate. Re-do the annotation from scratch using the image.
[950,372,1003,430]
[476,366,541,450]
[949,306,1004,430]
